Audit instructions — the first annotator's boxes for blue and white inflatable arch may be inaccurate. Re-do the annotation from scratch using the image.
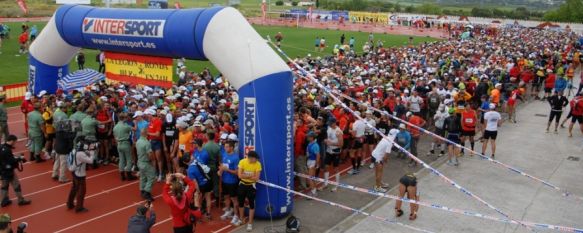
[29,5,294,218]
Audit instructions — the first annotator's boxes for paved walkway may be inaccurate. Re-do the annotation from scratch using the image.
[335,98,583,233]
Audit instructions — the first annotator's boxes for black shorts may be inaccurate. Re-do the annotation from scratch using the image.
[222,183,238,197]
[447,133,460,145]
[435,128,446,137]
[343,138,353,149]
[399,175,417,188]
[544,87,553,93]
[483,130,498,140]
[365,134,376,144]
[237,183,257,209]
[549,111,563,123]
[461,130,475,137]
[46,133,55,141]
[97,132,109,140]
[352,137,364,149]
[572,115,583,124]
[325,152,340,167]
[199,182,213,194]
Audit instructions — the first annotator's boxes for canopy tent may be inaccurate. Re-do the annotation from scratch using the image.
[57,69,105,91]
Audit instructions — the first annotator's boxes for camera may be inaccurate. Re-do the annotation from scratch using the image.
[16,222,27,233]
[15,154,26,163]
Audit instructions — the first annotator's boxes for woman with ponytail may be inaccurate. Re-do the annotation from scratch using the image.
[162,173,201,233]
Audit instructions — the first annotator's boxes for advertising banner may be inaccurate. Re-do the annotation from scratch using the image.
[348,11,389,24]
[148,0,168,9]
[56,0,91,4]
[104,52,173,88]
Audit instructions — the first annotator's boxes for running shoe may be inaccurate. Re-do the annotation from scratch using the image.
[220,209,233,220]
[427,149,434,156]
[231,216,242,226]
[373,186,387,193]
[246,224,253,232]
[347,169,357,175]
[381,182,390,188]
[330,186,338,192]
[156,174,162,182]
[447,160,455,166]
[369,163,374,169]
[439,151,444,157]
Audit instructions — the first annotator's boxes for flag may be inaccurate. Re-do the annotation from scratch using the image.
[174,1,182,9]
[261,0,266,21]
[16,0,28,14]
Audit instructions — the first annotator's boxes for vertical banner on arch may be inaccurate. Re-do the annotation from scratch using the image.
[104,52,173,88]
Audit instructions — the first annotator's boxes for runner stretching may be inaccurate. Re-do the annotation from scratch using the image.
[395,173,419,221]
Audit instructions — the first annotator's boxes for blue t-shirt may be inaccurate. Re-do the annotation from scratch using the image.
[306,141,320,161]
[136,120,149,140]
[221,152,240,184]
[480,100,490,112]
[187,162,209,186]
[194,148,209,165]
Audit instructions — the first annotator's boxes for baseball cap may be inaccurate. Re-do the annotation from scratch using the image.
[399,123,406,129]
[220,133,228,140]
[24,92,32,100]
[133,111,144,118]
[489,103,496,110]
[0,213,11,223]
[228,133,238,142]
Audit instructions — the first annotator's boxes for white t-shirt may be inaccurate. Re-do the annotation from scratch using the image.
[409,96,423,113]
[352,119,366,138]
[484,111,501,131]
[365,118,376,135]
[326,126,343,153]
[371,137,394,161]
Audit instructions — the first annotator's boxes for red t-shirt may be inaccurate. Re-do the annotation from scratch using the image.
[95,110,111,133]
[407,116,424,138]
[20,100,34,114]
[147,117,163,140]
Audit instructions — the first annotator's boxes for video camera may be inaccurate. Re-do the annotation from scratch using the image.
[14,154,26,164]
[16,222,27,233]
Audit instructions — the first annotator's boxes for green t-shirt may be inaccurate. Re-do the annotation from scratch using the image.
[203,141,220,170]
[81,116,98,138]
[27,110,44,137]
[136,137,152,163]
[53,108,68,123]
[113,122,132,142]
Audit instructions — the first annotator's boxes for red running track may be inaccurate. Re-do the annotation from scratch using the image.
[2,107,235,233]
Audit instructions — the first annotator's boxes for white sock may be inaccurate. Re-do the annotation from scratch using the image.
[324,172,329,185]
[431,142,435,150]
[335,174,340,184]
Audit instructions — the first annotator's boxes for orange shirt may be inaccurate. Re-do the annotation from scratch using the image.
[490,89,501,104]
[407,115,424,138]
[177,130,193,158]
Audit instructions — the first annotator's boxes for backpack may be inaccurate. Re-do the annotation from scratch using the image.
[461,110,476,131]
[195,161,211,182]
[396,134,407,147]
[67,148,78,172]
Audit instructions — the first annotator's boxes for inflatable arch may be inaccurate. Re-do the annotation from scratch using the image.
[28,5,294,219]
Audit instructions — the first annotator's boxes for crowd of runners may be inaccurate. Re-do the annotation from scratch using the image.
[0,22,581,233]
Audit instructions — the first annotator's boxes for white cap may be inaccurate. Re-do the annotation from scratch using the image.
[144,109,156,115]
[489,103,496,110]
[166,113,173,123]
[56,101,64,107]
[220,133,228,140]
[176,121,189,128]
[193,122,203,127]
[228,133,238,141]
[406,111,412,118]
[388,128,400,137]
[399,123,406,129]
[37,90,47,98]
[24,92,32,100]
[133,111,144,118]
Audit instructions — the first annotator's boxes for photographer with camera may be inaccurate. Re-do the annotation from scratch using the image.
[0,213,28,233]
[0,135,31,207]
[66,136,97,213]
[127,203,156,233]
[162,173,201,233]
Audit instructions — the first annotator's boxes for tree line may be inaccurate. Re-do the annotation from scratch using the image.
[309,0,580,22]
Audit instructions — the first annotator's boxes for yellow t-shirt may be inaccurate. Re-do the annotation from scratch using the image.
[238,158,262,184]
[177,130,193,158]
[43,109,54,134]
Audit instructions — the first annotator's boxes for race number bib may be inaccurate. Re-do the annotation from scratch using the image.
[165,130,175,137]
[179,144,186,150]
[222,163,230,169]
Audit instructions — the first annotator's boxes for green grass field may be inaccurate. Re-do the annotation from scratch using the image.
[0,22,436,85]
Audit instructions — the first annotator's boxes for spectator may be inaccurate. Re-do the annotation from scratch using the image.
[127,203,156,233]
